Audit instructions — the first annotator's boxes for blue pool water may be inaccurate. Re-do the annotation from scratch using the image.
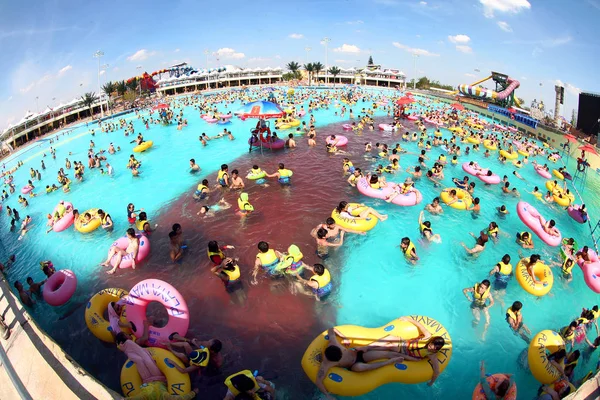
[1,87,598,399]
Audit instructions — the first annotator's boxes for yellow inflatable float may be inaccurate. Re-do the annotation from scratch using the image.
[331,203,378,232]
[499,150,518,160]
[467,137,480,144]
[133,140,153,153]
[85,287,130,342]
[448,127,463,134]
[518,150,529,157]
[121,347,191,397]
[552,169,565,180]
[515,258,553,296]
[483,140,497,151]
[75,208,101,233]
[301,315,452,396]
[440,188,473,210]
[528,330,565,384]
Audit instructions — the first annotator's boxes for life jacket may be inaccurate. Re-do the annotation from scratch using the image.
[238,195,254,212]
[517,232,531,244]
[135,218,148,231]
[101,213,111,225]
[560,326,575,341]
[488,226,499,235]
[473,283,491,306]
[420,223,432,237]
[257,249,279,270]
[505,308,520,325]
[495,261,512,283]
[404,338,432,359]
[370,181,381,189]
[561,259,574,275]
[196,184,208,196]
[403,241,416,258]
[278,169,293,183]
[223,265,241,282]
[439,155,446,161]
[208,248,224,265]
[277,245,304,273]
[56,204,66,217]
[343,161,354,172]
[188,347,210,367]
[217,170,229,186]
[310,269,331,289]
[224,370,259,398]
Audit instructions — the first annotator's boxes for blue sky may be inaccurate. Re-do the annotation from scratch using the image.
[1,0,598,129]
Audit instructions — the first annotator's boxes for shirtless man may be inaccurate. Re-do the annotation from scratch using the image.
[26,276,46,296]
[189,159,201,173]
[314,217,366,242]
[229,170,245,189]
[315,327,404,399]
[101,228,139,274]
[311,227,345,259]
[425,197,443,214]
[14,281,34,307]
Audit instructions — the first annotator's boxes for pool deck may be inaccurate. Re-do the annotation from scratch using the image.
[0,275,119,400]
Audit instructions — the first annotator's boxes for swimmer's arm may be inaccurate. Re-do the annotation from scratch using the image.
[428,356,440,386]
[462,287,473,300]
[315,362,335,399]
[487,292,495,308]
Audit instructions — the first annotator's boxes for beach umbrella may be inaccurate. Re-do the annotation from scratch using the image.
[451,103,464,111]
[152,103,169,111]
[236,100,284,119]
[396,97,415,106]
[579,144,598,156]
[564,134,578,143]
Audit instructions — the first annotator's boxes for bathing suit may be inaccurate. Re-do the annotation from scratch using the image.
[355,350,365,364]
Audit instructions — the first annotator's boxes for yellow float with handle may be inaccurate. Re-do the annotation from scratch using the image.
[133,141,153,153]
[75,208,102,233]
[552,169,565,180]
[120,347,191,397]
[528,330,565,384]
[301,315,452,397]
[440,188,473,210]
[331,203,378,232]
[483,140,497,151]
[499,150,518,160]
[515,258,553,296]
[289,119,301,127]
[448,127,463,134]
[518,150,529,157]
[85,287,131,343]
[467,137,480,144]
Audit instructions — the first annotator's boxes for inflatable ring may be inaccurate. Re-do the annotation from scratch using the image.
[75,208,102,233]
[448,127,463,134]
[535,167,551,179]
[246,170,267,180]
[43,269,77,306]
[85,288,130,342]
[109,234,151,269]
[440,188,473,210]
[553,193,574,207]
[552,169,565,180]
[467,137,480,144]
[21,185,33,194]
[472,374,516,400]
[326,135,348,146]
[133,141,153,153]
[331,204,378,232]
[289,119,301,127]
[499,150,518,160]
[516,201,562,247]
[434,131,443,138]
[518,150,529,157]
[125,279,190,347]
[528,330,564,384]
[301,315,452,396]
[483,140,497,151]
[515,258,553,296]
[52,201,74,232]
[120,347,191,397]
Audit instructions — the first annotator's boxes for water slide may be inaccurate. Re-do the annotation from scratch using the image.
[458,77,520,103]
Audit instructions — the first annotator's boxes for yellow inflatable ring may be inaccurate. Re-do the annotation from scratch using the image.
[440,188,473,210]
[448,127,463,134]
[85,288,130,343]
[553,193,574,207]
[552,169,564,180]
[277,124,291,130]
[518,150,529,157]
[513,161,523,169]
[301,315,452,396]
[289,119,301,127]
[499,150,518,160]
[121,347,191,397]
[75,208,101,233]
[331,204,378,232]
[515,259,553,296]
[133,141,153,153]
[467,137,480,144]
[483,140,497,151]
[545,180,559,192]
[528,330,565,384]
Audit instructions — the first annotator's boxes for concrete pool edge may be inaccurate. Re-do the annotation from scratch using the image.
[0,275,120,400]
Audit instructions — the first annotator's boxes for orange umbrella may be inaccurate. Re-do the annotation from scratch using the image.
[579,144,598,156]
[451,103,464,111]
[396,97,415,106]
[564,134,578,143]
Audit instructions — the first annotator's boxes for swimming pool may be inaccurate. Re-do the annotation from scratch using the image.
[1,87,597,398]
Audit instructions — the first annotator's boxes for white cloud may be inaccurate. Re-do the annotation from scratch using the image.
[333,44,361,53]
[497,21,513,32]
[392,42,440,56]
[274,55,282,59]
[480,0,531,18]
[465,73,477,77]
[247,57,270,62]
[346,20,364,25]
[448,34,471,44]
[532,47,543,56]
[99,70,106,76]
[288,33,304,39]
[215,48,245,59]
[456,45,473,53]
[174,48,180,53]
[37,73,53,85]
[127,49,156,62]
[20,82,35,93]
[58,65,72,76]
[419,1,427,4]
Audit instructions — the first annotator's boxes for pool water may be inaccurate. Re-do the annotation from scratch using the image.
[1,87,598,399]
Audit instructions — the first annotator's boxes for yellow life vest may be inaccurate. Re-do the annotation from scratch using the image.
[238,198,254,212]
[101,214,110,225]
[451,159,458,165]
[56,204,66,216]
[497,261,512,275]
[439,155,446,161]
[343,161,353,169]
[378,152,387,158]
[310,268,331,288]
[561,259,574,275]
[224,370,259,398]
[488,227,499,235]
[196,184,208,192]
[257,249,279,269]
[592,310,600,320]
[223,265,241,281]
[189,348,210,367]
[135,219,149,231]
[46,187,52,193]
[403,241,416,258]
[518,232,531,244]
[208,249,224,261]
[560,326,575,341]
[251,168,262,175]
[279,169,293,178]
[217,170,229,184]
[473,284,491,306]
[506,308,520,324]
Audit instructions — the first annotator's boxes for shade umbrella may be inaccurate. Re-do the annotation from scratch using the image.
[579,144,598,156]
[152,103,169,111]
[236,101,284,119]
[396,96,415,106]
[405,92,413,96]
[564,133,578,143]
[451,103,464,111]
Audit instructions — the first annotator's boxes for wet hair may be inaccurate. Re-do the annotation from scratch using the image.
[230,374,255,392]
[115,332,129,345]
[530,254,540,263]
[314,264,325,275]
[252,165,259,169]
[26,277,33,284]
[257,241,269,253]
[232,169,239,175]
[401,237,411,245]
[209,339,222,353]
[172,223,181,232]
[190,158,195,163]
[450,189,457,196]
[326,217,335,225]
[208,240,219,253]
[428,336,445,351]
[548,219,556,227]
[569,321,578,328]
[324,345,343,361]
[317,228,328,239]
[511,301,522,311]
[502,254,511,264]
[473,197,480,205]
[220,164,228,170]
[336,201,348,213]
[98,209,105,216]
[480,279,491,288]
[126,228,136,237]
[202,179,209,185]
[370,175,379,184]
[279,163,285,169]
[169,231,177,239]
[139,211,147,220]
[14,281,21,289]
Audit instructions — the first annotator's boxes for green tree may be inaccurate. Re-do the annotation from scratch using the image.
[81,92,98,117]
[304,63,314,85]
[328,66,341,86]
[313,62,324,84]
[116,81,127,97]
[282,72,296,81]
[286,61,301,79]
[102,81,115,99]
[127,79,139,93]
[571,109,577,126]
[368,55,374,65]
[416,76,430,89]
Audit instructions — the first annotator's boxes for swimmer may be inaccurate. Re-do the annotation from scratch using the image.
[197,199,231,217]
[97,209,113,231]
[252,241,283,284]
[540,217,560,237]
[315,217,366,242]
[189,159,201,173]
[505,301,531,343]
[193,179,210,200]
[229,170,245,189]
[311,227,345,259]
[461,231,489,255]
[400,237,419,263]
[217,164,230,187]
[516,231,534,249]
[496,205,509,218]
[101,228,139,274]
[14,281,35,307]
[265,163,293,184]
[418,211,441,243]
[300,263,333,301]
[512,170,525,180]
[425,197,443,214]
[211,257,243,293]
[26,276,46,297]
[478,361,514,397]
[463,279,494,339]
[347,168,363,187]
[336,201,387,222]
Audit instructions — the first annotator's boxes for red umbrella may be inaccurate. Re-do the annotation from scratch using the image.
[405,92,413,96]
[564,134,578,143]
[396,97,415,106]
[579,144,598,156]
[451,103,464,111]
[152,103,169,111]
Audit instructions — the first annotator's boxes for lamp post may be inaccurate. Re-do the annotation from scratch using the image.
[322,37,331,85]
[204,49,210,90]
[101,64,109,114]
[136,65,143,98]
[93,50,104,118]
[35,96,39,114]
[304,47,311,65]
[412,53,419,90]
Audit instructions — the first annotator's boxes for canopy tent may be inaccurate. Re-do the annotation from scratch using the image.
[236,100,284,119]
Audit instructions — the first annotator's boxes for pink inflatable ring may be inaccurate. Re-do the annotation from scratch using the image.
[342,124,352,131]
[356,177,423,206]
[516,201,562,247]
[534,166,551,179]
[43,269,77,306]
[53,201,74,232]
[577,249,600,293]
[110,234,151,269]
[125,279,190,347]
[567,205,587,224]
[21,185,33,194]
[326,135,348,146]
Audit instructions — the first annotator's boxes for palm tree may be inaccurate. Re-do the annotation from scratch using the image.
[313,62,324,84]
[102,81,115,99]
[304,63,314,85]
[286,61,300,79]
[81,92,98,118]
[127,79,139,93]
[116,81,127,97]
[328,66,341,86]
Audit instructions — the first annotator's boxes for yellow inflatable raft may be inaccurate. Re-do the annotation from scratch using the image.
[121,347,191,397]
[133,140,153,153]
[75,208,101,233]
[528,330,565,384]
[331,203,378,232]
[467,137,480,144]
[301,315,452,396]
[552,169,564,180]
[515,258,553,296]
[85,288,130,342]
[448,127,463,134]
[440,188,473,210]
[483,140,497,151]
[499,150,518,160]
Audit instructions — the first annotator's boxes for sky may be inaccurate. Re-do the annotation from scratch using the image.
[1,0,599,130]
